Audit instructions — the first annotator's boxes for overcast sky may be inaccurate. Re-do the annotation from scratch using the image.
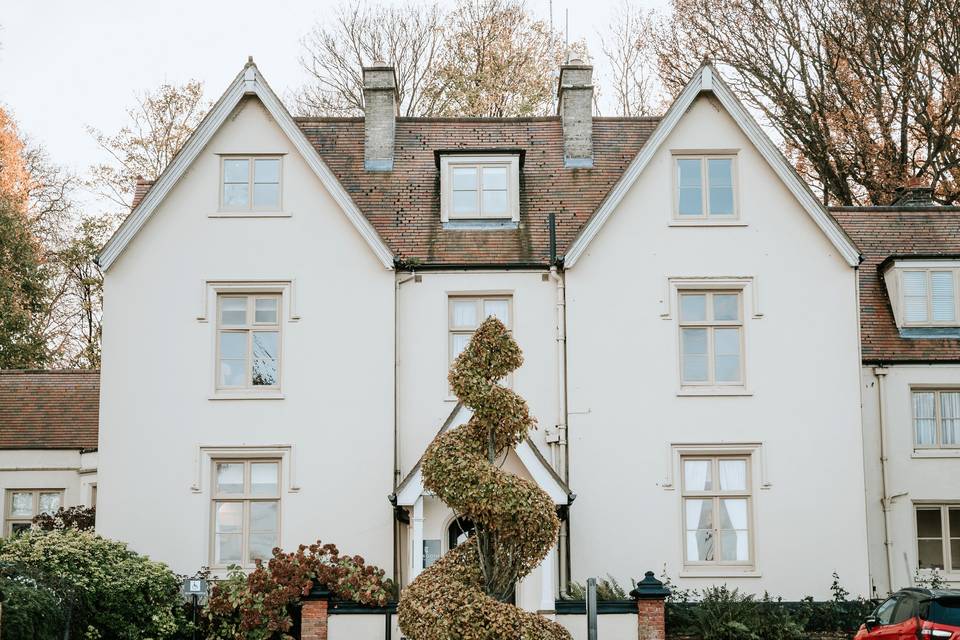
[1,0,667,204]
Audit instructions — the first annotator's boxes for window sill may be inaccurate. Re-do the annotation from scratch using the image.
[679,569,761,578]
[209,211,291,218]
[209,391,285,401]
[677,387,752,397]
[669,220,747,227]
[912,449,960,459]
[443,219,518,230]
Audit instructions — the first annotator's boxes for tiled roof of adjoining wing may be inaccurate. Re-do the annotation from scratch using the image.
[297,116,659,266]
[0,370,100,449]
[831,207,960,363]
[131,178,155,210]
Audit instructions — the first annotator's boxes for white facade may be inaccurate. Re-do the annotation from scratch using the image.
[563,94,869,599]
[96,92,395,574]
[861,364,960,595]
[87,60,879,606]
[0,449,97,534]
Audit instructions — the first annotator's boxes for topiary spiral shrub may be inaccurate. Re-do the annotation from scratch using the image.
[398,317,570,640]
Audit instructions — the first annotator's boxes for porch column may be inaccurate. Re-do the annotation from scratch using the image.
[538,542,557,613]
[411,495,424,579]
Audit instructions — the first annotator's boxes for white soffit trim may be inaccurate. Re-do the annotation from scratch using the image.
[563,64,861,268]
[98,61,394,271]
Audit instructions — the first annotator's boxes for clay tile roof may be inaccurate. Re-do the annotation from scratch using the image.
[297,116,659,266]
[131,178,155,210]
[831,206,960,363]
[0,370,99,449]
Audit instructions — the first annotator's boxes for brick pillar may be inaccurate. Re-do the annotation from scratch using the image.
[301,587,330,640]
[630,571,670,640]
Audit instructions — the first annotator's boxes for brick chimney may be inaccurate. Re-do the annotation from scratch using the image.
[557,59,594,168]
[893,176,936,207]
[362,63,398,172]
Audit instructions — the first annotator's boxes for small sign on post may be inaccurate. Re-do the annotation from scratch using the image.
[586,577,598,640]
[181,578,208,640]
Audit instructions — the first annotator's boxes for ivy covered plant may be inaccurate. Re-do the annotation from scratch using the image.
[398,317,571,639]
[205,541,393,640]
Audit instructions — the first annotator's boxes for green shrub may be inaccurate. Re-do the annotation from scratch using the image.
[0,568,64,640]
[0,528,184,639]
[562,574,630,601]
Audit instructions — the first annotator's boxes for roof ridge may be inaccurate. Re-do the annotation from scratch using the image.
[0,369,100,374]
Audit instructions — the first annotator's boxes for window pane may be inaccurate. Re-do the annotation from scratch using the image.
[223,183,249,208]
[713,294,740,321]
[941,392,960,445]
[904,272,929,322]
[38,493,61,515]
[251,463,279,497]
[482,190,508,215]
[220,298,247,326]
[682,328,708,382]
[952,540,960,572]
[220,358,246,387]
[708,159,734,216]
[714,328,741,383]
[680,294,706,322]
[718,460,747,491]
[248,502,279,563]
[950,508,960,539]
[254,298,278,324]
[224,159,249,183]
[919,540,945,569]
[253,183,280,209]
[220,332,247,359]
[917,508,943,538]
[719,529,750,562]
[483,166,507,189]
[685,499,714,561]
[452,190,477,214]
[216,463,244,495]
[10,492,33,517]
[452,300,478,328]
[11,522,31,536]
[251,332,279,387]
[215,502,243,564]
[931,271,955,322]
[483,299,510,325]
[719,498,748,529]
[452,167,477,190]
[249,501,278,532]
[684,460,712,491]
[677,159,703,216]
[914,392,937,446]
[451,333,471,361]
[254,158,280,184]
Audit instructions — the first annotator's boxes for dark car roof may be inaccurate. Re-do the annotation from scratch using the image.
[900,587,960,600]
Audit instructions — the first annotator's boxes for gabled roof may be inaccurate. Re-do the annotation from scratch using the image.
[0,370,99,450]
[97,60,394,271]
[392,403,572,506]
[562,64,862,268]
[832,206,960,363]
[300,117,658,266]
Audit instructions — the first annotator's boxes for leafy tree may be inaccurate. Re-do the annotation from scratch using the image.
[0,529,184,639]
[427,0,582,117]
[398,317,569,639]
[0,566,65,640]
[31,505,96,532]
[0,192,48,368]
[651,0,960,205]
[87,80,207,210]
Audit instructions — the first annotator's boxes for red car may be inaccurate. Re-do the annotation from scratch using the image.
[856,588,960,639]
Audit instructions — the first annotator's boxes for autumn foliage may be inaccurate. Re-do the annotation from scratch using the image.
[398,317,569,639]
[205,541,393,640]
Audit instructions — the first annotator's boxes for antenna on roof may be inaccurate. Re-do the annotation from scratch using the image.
[247,55,254,65]
[565,8,569,60]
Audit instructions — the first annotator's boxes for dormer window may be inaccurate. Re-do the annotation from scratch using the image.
[883,260,960,329]
[440,155,520,222]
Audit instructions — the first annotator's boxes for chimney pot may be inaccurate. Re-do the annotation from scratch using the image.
[893,177,936,207]
[557,61,594,168]
[363,64,398,172]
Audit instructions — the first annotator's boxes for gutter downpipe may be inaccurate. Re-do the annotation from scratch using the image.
[394,270,417,589]
[874,364,895,593]
[548,213,571,593]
